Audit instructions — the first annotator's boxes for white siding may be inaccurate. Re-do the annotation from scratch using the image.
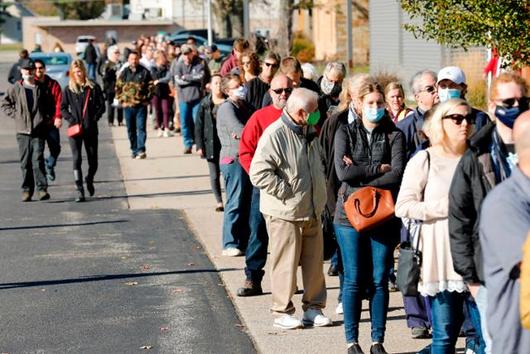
[369,0,401,74]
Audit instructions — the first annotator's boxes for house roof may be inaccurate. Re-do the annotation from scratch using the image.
[34,19,176,28]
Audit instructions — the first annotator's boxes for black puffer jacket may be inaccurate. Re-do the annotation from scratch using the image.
[333,116,406,226]
[61,83,105,133]
[449,121,497,284]
[194,94,222,160]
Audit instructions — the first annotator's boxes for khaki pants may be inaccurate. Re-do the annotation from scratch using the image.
[265,215,327,315]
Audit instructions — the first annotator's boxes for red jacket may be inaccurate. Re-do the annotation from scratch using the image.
[40,75,62,120]
[239,105,282,174]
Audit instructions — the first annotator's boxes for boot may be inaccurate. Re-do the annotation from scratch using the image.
[85,176,95,196]
[73,170,85,202]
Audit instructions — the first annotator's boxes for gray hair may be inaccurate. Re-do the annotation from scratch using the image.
[324,62,347,78]
[107,45,119,58]
[410,69,437,95]
[286,88,318,115]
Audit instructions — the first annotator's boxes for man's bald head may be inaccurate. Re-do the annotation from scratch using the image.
[514,110,530,176]
[270,74,293,109]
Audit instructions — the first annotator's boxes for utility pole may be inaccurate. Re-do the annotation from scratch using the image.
[207,0,213,45]
[347,0,353,69]
[243,0,250,39]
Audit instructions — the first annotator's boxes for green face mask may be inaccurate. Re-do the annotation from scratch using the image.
[307,110,320,126]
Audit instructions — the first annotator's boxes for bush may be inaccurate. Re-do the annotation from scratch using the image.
[466,79,488,110]
[291,32,315,62]
[372,71,400,91]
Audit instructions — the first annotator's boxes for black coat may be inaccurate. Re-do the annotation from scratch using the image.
[333,116,406,225]
[194,94,222,161]
[61,83,105,133]
[448,121,497,284]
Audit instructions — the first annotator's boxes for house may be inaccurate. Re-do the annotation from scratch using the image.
[1,2,34,44]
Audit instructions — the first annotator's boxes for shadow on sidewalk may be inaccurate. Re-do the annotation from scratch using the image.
[0,268,240,290]
[0,219,129,231]
[96,174,209,183]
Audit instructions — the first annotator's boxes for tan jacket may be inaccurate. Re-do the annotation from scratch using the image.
[250,113,327,221]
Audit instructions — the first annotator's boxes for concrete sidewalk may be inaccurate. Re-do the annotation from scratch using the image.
[111,123,447,354]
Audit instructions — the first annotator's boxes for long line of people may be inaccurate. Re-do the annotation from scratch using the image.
[3,36,529,354]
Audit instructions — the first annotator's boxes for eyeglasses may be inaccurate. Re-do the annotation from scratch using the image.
[443,114,474,125]
[497,97,529,109]
[272,88,293,95]
[421,85,436,94]
[264,62,279,68]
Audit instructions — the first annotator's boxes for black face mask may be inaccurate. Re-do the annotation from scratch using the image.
[328,83,342,98]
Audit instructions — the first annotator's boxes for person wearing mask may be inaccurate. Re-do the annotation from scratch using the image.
[1,58,54,201]
[217,74,253,256]
[140,45,155,71]
[102,45,123,127]
[172,44,205,154]
[250,88,332,330]
[220,38,250,76]
[384,81,412,123]
[317,62,346,123]
[437,66,489,131]
[238,52,260,82]
[449,73,529,354]
[396,99,485,354]
[237,74,293,297]
[84,39,98,81]
[116,50,154,159]
[244,51,281,112]
[61,59,105,202]
[333,80,405,354]
[151,50,173,137]
[479,111,530,354]
[194,74,226,212]
[8,49,29,84]
[33,59,63,183]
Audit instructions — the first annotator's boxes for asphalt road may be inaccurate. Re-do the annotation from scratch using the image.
[0,63,255,353]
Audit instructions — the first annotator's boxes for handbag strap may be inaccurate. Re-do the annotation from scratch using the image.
[354,189,379,217]
[82,87,91,120]
[413,150,431,252]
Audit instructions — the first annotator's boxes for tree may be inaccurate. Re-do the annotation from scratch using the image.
[53,0,106,20]
[212,0,244,38]
[400,0,530,68]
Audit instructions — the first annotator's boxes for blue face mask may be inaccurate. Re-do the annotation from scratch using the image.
[438,88,461,103]
[494,105,523,129]
[363,106,385,123]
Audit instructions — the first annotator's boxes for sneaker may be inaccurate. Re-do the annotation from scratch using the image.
[370,343,388,354]
[273,314,303,330]
[215,203,224,212]
[348,343,364,354]
[237,280,263,297]
[183,147,192,154]
[411,326,430,339]
[38,191,50,201]
[222,248,242,257]
[327,264,338,276]
[22,191,32,202]
[46,164,56,182]
[388,279,399,292]
[157,129,163,137]
[302,308,332,327]
[163,129,173,138]
[335,302,343,315]
[135,152,147,159]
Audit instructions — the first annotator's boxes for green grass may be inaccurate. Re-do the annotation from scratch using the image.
[0,43,23,52]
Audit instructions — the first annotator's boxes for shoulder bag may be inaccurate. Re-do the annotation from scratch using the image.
[67,88,91,138]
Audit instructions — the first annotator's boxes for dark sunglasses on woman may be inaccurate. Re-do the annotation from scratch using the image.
[443,114,475,125]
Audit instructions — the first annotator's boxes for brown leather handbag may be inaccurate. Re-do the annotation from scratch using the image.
[344,186,395,232]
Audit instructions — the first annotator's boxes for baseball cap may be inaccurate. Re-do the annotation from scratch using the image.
[437,66,466,85]
[20,58,35,70]
[206,44,218,53]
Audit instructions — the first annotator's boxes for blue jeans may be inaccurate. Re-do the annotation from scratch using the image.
[475,286,491,354]
[334,223,394,343]
[220,160,251,250]
[87,63,96,81]
[45,126,61,168]
[244,187,268,283]
[430,291,485,354]
[179,99,201,149]
[124,105,147,156]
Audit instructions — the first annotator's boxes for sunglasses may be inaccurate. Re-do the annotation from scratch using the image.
[272,88,293,95]
[497,97,529,109]
[421,85,436,94]
[443,114,474,125]
[264,62,279,68]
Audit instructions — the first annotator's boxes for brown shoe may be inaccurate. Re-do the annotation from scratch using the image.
[38,191,50,201]
[22,191,32,202]
[237,280,263,297]
[183,147,192,154]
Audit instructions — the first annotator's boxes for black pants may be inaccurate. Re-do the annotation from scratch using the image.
[106,91,123,125]
[207,157,222,203]
[69,130,98,180]
[16,133,47,193]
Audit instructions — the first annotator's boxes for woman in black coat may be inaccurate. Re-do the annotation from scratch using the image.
[61,59,105,202]
[194,73,226,211]
[101,45,123,126]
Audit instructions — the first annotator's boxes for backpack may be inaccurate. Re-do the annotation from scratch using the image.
[521,231,530,329]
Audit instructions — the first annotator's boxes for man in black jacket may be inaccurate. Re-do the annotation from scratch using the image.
[1,58,54,201]
[8,49,29,84]
[449,72,529,353]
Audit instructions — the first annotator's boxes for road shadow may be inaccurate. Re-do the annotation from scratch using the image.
[0,219,129,231]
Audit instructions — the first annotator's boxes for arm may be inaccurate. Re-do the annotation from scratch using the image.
[94,84,106,120]
[448,155,480,283]
[334,124,380,183]
[60,89,75,123]
[218,102,245,137]
[367,130,406,188]
[249,132,293,200]
[181,62,205,83]
[395,151,448,221]
[194,101,206,152]
[7,64,17,84]
[1,86,16,119]
[238,115,260,174]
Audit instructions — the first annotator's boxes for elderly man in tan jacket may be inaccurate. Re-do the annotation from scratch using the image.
[250,88,331,330]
